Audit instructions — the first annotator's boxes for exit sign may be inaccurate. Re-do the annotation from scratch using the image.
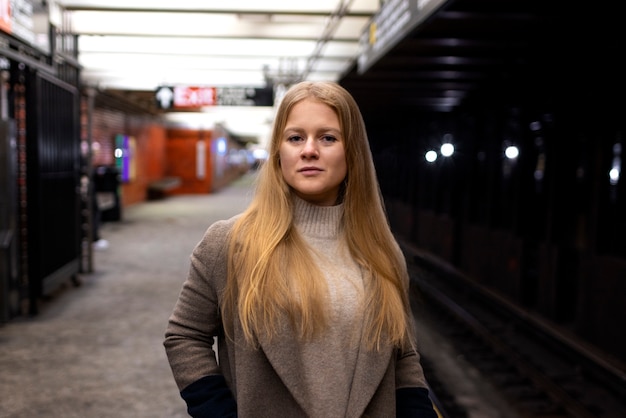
[155,86,273,109]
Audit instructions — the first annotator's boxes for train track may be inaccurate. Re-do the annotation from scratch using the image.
[402,244,626,418]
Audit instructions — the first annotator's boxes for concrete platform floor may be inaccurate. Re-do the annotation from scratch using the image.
[0,173,255,418]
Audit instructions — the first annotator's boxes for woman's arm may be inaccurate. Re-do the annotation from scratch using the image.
[164,220,237,417]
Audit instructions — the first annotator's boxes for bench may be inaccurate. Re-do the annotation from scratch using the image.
[147,177,181,200]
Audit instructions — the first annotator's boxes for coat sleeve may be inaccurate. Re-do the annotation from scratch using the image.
[163,219,238,416]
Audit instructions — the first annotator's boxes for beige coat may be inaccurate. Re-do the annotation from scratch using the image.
[164,217,430,418]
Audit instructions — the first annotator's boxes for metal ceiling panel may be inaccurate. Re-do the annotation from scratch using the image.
[58,0,379,90]
[342,0,562,112]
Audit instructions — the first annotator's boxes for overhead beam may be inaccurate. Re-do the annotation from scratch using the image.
[62,6,373,18]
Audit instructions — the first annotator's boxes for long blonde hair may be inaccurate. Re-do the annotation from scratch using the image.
[222,81,413,350]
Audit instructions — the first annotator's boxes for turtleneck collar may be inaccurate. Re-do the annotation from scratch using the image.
[292,195,344,239]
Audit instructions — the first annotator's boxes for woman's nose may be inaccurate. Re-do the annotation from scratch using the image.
[301,138,319,158]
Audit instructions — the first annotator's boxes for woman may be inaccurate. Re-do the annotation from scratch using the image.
[164,81,437,417]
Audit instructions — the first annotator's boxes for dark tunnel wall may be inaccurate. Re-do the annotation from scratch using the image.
[348,1,626,364]
[361,96,625,365]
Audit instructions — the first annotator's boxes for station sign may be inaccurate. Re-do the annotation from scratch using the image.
[0,0,52,55]
[155,86,274,110]
[357,0,449,74]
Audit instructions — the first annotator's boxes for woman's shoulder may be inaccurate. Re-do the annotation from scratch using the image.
[194,214,242,254]
[206,213,242,235]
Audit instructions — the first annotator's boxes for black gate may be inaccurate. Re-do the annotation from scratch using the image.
[24,71,80,314]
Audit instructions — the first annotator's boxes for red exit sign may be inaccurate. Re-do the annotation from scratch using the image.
[156,86,274,109]
[173,86,216,108]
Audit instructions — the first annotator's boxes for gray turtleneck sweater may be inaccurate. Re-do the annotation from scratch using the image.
[292,197,365,418]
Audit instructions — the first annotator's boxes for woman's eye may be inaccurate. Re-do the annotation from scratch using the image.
[287,135,303,142]
[321,135,337,142]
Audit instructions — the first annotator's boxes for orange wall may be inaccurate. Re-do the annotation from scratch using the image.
[122,124,168,205]
[165,128,213,194]
[85,98,251,209]
[87,105,168,206]
[163,127,251,195]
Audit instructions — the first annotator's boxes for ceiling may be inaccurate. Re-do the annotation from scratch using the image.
[57,0,381,139]
[341,0,622,120]
[59,0,378,89]
[57,0,600,139]
[342,0,562,113]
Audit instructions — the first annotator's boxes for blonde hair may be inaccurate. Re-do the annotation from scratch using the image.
[222,81,413,350]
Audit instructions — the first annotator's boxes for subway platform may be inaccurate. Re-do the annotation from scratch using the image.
[0,170,514,418]
[0,173,255,418]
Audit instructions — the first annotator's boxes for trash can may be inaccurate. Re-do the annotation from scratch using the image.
[94,165,122,222]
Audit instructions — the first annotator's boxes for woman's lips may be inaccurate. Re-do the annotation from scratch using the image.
[298,166,322,174]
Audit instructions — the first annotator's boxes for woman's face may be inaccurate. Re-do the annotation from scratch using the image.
[279,98,347,206]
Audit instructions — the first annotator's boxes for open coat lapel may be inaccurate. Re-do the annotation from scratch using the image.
[345,343,393,417]
[256,322,394,417]
[256,323,315,412]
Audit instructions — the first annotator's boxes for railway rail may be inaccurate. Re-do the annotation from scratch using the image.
[401,242,626,418]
